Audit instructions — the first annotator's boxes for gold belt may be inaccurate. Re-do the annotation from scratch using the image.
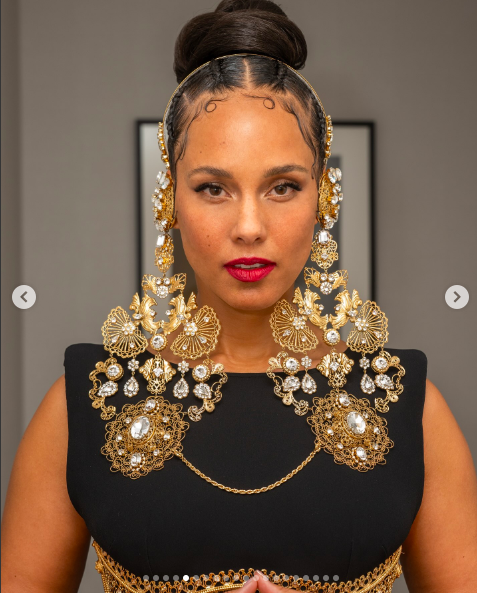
[92,540,403,593]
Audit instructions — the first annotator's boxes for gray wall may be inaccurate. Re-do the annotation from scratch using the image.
[2,1,476,591]
[1,0,22,513]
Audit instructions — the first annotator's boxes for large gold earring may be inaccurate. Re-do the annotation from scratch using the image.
[88,122,227,478]
[132,122,227,421]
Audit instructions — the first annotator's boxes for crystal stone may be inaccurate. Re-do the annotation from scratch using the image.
[193,365,208,380]
[292,316,306,330]
[283,376,301,392]
[285,358,299,372]
[173,378,189,399]
[124,377,139,397]
[361,374,375,394]
[184,322,198,336]
[301,374,317,394]
[317,230,330,244]
[327,428,334,435]
[98,381,118,397]
[375,374,394,390]
[144,400,156,412]
[328,169,337,183]
[157,286,169,298]
[107,364,121,378]
[335,168,342,181]
[153,367,163,377]
[347,412,367,435]
[177,361,189,373]
[355,447,367,460]
[130,453,142,467]
[355,318,369,332]
[374,427,381,434]
[359,357,370,369]
[194,383,212,399]
[320,282,333,295]
[325,329,340,344]
[128,358,139,371]
[374,357,388,371]
[130,416,151,439]
[330,361,340,372]
[338,393,350,406]
[152,334,165,349]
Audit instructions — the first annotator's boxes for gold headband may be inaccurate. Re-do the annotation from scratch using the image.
[160,53,333,165]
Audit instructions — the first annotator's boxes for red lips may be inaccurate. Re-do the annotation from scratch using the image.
[224,257,276,282]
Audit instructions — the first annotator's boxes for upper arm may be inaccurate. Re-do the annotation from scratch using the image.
[1,375,92,593]
[401,378,477,592]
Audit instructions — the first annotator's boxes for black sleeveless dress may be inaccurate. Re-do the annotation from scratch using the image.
[64,343,427,584]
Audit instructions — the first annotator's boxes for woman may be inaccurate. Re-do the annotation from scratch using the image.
[2,1,477,591]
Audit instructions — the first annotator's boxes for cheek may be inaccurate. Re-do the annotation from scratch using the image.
[275,211,316,262]
[179,213,224,270]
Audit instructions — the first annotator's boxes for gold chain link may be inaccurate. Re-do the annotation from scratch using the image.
[173,445,321,494]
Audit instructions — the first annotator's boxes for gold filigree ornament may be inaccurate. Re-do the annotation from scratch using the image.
[92,536,404,593]
[307,389,394,471]
[268,297,320,415]
[102,395,189,479]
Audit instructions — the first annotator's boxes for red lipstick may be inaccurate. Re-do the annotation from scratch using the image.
[224,257,276,282]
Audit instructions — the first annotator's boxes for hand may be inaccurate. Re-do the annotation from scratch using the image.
[239,570,286,593]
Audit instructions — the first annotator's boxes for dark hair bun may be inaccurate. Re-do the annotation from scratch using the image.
[173,0,307,82]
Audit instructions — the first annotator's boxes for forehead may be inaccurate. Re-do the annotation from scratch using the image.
[177,91,314,172]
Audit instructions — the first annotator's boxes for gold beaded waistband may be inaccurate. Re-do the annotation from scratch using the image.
[92,540,403,593]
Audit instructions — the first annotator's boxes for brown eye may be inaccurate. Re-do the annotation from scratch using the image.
[275,184,288,196]
[209,186,222,197]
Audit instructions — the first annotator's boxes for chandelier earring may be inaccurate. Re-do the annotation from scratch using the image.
[88,121,227,478]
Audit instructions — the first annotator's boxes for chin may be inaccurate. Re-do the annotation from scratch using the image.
[219,283,288,313]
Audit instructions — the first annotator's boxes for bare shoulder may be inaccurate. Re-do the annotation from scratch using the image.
[1,375,91,592]
[401,378,477,592]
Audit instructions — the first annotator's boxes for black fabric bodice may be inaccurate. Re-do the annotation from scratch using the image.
[64,343,427,582]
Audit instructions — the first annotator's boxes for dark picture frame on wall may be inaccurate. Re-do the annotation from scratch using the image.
[136,120,375,331]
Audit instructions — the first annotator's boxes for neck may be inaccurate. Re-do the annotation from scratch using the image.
[153,280,348,373]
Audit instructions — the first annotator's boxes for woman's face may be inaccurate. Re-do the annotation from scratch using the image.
[174,91,319,312]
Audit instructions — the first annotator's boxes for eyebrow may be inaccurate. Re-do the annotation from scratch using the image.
[187,164,309,179]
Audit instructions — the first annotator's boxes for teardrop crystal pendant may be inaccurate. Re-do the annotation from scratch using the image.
[375,374,394,390]
[301,373,317,394]
[361,374,375,395]
[124,376,139,397]
[173,377,189,399]
[98,381,118,397]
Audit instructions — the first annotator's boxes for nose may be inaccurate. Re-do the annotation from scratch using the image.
[231,195,267,246]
